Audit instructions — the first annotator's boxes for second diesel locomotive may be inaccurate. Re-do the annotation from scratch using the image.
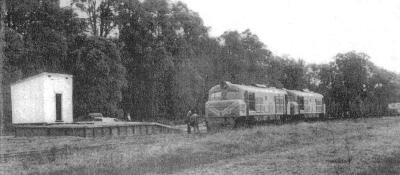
[205,81,325,130]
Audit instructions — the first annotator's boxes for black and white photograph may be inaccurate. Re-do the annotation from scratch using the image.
[0,0,400,174]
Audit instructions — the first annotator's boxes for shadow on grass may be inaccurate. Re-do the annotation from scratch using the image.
[44,130,286,175]
[48,150,234,175]
[358,152,400,175]
[130,151,233,174]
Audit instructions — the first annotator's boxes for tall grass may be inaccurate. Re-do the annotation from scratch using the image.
[2,117,400,175]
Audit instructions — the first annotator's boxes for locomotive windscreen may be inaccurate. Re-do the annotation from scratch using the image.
[210,92,222,101]
[225,91,241,100]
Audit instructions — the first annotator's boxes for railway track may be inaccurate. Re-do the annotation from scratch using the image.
[0,143,116,163]
[0,136,159,163]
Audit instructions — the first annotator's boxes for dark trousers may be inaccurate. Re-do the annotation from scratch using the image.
[187,124,191,134]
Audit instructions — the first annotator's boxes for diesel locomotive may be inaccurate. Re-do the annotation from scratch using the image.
[205,81,325,130]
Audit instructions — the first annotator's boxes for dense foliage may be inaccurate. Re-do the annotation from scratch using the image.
[1,0,399,131]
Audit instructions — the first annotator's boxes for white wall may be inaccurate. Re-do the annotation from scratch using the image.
[11,73,73,124]
[11,75,45,124]
[43,74,73,123]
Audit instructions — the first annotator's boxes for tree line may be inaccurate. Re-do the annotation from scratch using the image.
[1,0,399,131]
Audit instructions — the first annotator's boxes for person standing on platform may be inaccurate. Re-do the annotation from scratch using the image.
[186,110,192,133]
[190,112,200,133]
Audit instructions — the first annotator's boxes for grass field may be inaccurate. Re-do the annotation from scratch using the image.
[2,116,400,175]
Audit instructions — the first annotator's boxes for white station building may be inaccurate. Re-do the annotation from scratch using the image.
[11,72,73,124]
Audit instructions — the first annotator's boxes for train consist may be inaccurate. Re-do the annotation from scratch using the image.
[205,81,325,130]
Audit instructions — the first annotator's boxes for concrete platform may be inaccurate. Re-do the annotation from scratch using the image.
[14,122,182,138]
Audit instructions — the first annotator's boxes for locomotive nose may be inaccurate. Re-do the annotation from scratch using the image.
[205,100,243,118]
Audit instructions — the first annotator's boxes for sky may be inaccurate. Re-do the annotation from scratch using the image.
[59,0,400,73]
[178,0,400,73]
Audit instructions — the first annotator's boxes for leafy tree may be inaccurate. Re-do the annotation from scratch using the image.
[304,64,321,91]
[2,0,127,127]
[363,63,400,116]
[331,51,370,117]
[2,1,86,130]
[216,30,272,85]
[280,56,306,89]
[72,0,118,37]
[313,63,341,116]
[118,0,168,119]
[117,0,213,120]
[69,36,127,119]
[5,1,85,75]
[0,0,6,133]
[3,0,399,128]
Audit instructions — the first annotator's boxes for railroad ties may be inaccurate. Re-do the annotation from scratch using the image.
[14,122,182,138]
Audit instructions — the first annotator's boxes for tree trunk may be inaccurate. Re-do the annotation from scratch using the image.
[0,0,6,134]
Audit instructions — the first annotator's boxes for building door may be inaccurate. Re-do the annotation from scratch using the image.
[56,93,62,121]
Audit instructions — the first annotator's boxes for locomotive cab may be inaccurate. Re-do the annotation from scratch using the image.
[205,82,247,129]
[205,81,288,130]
